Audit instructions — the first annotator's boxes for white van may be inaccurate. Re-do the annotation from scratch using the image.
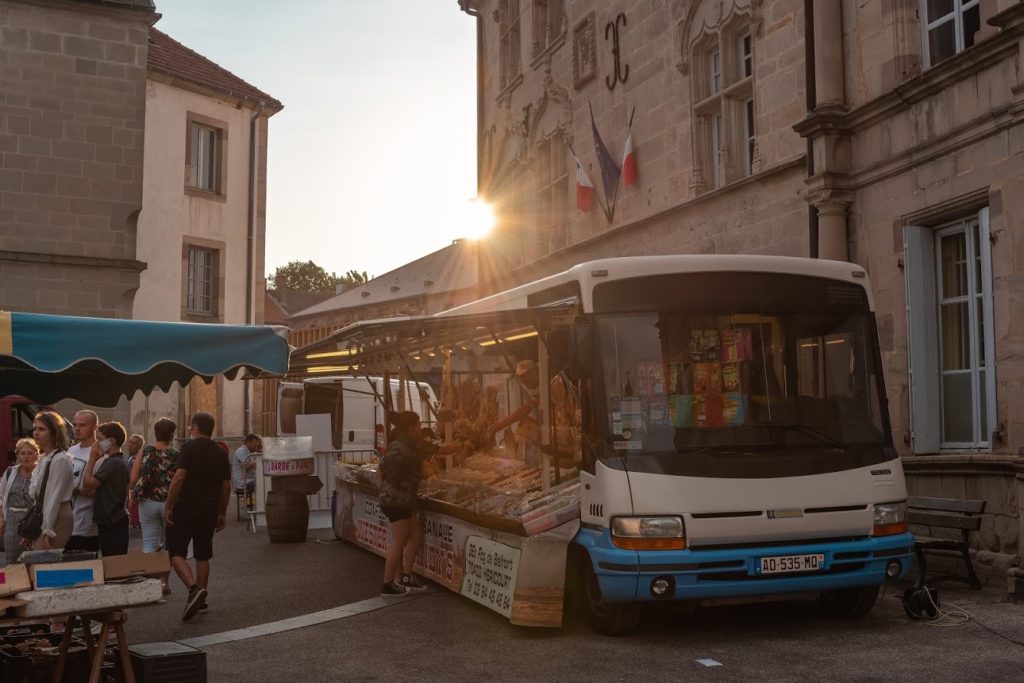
[277,376,438,455]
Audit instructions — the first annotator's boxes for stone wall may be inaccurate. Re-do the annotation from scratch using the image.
[469,0,807,288]
[0,0,154,317]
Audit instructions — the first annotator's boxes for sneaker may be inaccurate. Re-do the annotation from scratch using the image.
[399,574,427,592]
[183,586,208,622]
[380,582,408,597]
[197,597,209,614]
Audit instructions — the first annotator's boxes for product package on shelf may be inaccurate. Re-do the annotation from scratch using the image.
[722,363,742,392]
[693,394,725,428]
[690,329,721,362]
[723,393,747,426]
[693,362,722,395]
[720,328,753,362]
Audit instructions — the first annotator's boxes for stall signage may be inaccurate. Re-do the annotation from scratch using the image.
[460,536,521,618]
[337,487,471,592]
[263,457,315,476]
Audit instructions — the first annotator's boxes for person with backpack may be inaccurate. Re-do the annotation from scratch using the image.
[377,412,466,596]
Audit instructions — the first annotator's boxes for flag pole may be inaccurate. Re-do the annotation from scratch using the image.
[608,106,636,220]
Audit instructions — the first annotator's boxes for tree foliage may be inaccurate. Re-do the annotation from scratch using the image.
[267,261,370,293]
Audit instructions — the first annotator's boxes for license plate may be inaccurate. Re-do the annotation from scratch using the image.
[759,553,825,575]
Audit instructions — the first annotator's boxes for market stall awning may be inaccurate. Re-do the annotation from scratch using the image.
[0,311,290,406]
[289,299,579,376]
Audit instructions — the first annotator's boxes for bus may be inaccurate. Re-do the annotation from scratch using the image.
[442,255,913,634]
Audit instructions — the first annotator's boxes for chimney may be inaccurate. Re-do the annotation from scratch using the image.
[336,282,349,295]
[274,274,287,291]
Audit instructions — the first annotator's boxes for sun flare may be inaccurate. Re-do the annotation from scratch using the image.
[461,198,496,240]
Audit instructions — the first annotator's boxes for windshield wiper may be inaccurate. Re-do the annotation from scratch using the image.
[753,423,844,448]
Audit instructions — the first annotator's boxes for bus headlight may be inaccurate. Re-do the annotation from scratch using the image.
[611,516,686,550]
[872,502,909,536]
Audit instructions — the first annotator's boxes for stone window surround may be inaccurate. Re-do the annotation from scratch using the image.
[497,0,523,96]
[535,130,569,257]
[184,111,228,201]
[530,0,566,68]
[919,0,982,68]
[180,235,227,323]
[903,197,996,455]
[690,13,755,194]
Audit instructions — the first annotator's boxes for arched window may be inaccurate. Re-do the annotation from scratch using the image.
[535,132,568,255]
[685,4,756,193]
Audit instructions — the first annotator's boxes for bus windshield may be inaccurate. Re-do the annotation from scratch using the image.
[590,272,891,470]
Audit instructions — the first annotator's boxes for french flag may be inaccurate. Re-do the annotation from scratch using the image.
[618,124,634,187]
[575,155,595,212]
[622,110,637,187]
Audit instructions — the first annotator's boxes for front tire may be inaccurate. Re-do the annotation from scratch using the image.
[820,584,879,617]
[584,560,641,635]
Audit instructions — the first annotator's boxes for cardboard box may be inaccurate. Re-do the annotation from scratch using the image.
[0,596,29,613]
[31,559,104,591]
[0,564,32,597]
[102,551,170,580]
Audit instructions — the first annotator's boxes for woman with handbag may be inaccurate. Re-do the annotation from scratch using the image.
[0,438,41,563]
[23,411,75,551]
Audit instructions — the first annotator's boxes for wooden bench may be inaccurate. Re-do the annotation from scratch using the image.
[908,496,987,590]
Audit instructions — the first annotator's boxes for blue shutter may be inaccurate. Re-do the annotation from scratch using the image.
[904,224,940,453]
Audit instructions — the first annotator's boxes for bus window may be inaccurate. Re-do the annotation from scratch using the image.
[595,308,885,456]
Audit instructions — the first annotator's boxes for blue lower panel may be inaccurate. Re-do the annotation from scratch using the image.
[575,528,914,603]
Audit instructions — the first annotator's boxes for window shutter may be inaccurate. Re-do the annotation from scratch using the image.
[904,224,940,453]
[978,207,997,441]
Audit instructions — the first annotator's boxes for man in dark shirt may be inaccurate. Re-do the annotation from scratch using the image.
[164,411,231,621]
[81,421,129,556]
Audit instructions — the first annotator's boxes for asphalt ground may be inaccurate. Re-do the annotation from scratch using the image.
[122,516,1024,681]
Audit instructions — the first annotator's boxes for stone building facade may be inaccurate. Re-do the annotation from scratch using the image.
[0,0,156,317]
[130,27,282,438]
[459,0,1024,593]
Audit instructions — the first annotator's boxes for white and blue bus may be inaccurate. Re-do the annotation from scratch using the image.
[442,255,913,634]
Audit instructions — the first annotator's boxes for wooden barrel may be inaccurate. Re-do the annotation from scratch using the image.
[265,491,309,543]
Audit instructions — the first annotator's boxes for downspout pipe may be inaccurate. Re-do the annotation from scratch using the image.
[804,0,818,258]
[244,106,261,433]
[460,1,484,194]
[460,1,486,295]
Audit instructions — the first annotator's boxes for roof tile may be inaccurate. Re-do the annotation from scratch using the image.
[147,27,282,111]
[290,240,478,319]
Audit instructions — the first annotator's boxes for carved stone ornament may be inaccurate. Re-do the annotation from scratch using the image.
[573,12,597,90]
[676,0,753,75]
[533,62,574,145]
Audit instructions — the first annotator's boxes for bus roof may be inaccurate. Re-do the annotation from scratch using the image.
[440,255,875,316]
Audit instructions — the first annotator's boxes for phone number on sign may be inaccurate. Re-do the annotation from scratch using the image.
[463,577,512,613]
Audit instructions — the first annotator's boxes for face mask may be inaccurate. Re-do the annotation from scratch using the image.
[97,438,113,453]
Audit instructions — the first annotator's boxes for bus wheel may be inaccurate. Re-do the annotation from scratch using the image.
[584,561,641,635]
[820,584,879,618]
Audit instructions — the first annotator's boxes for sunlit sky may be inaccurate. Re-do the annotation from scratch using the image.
[155,0,478,280]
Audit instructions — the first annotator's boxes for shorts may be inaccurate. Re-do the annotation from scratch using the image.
[380,505,412,523]
[165,502,218,561]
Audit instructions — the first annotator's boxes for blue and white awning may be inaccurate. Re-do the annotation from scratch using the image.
[0,311,290,406]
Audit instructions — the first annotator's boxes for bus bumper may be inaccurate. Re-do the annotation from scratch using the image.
[575,528,915,603]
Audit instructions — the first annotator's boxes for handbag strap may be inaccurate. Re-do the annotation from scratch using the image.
[35,452,55,504]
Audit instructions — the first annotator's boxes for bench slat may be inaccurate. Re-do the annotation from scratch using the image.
[907,496,986,514]
[908,510,982,530]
